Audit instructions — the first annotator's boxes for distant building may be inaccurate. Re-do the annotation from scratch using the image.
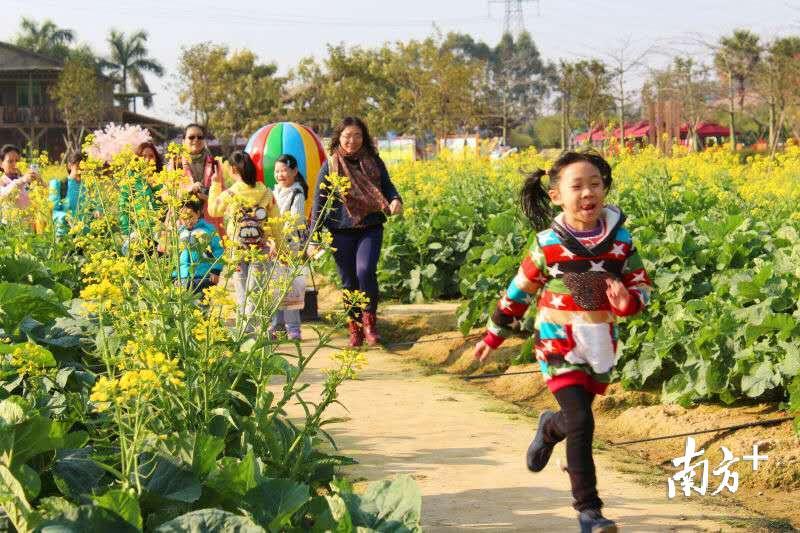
[0,41,174,158]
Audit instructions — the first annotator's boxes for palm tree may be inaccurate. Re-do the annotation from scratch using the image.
[14,17,75,60]
[104,30,164,112]
[714,29,761,151]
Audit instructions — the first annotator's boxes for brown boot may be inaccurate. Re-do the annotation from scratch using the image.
[348,319,364,347]
[362,312,381,346]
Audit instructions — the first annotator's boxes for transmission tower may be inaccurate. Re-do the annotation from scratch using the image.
[488,0,539,36]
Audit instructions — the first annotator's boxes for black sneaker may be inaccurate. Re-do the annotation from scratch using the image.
[578,509,617,533]
[526,410,556,472]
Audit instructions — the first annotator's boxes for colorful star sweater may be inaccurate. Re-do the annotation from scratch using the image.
[483,206,653,395]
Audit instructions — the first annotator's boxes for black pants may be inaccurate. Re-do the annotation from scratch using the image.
[331,226,383,317]
[542,385,602,512]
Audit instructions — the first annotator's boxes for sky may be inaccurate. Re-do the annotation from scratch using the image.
[4,0,799,125]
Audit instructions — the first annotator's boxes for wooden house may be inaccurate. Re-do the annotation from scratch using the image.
[0,41,173,158]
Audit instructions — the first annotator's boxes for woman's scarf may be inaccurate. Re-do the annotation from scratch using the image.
[330,146,388,225]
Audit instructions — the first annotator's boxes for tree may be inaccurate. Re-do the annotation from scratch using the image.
[178,44,283,152]
[284,56,330,133]
[443,31,554,144]
[208,50,284,152]
[756,37,800,155]
[558,59,614,146]
[386,37,484,140]
[14,17,75,60]
[606,38,651,147]
[644,57,716,151]
[177,42,228,126]
[318,44,395,134]
[714,29,761,150]
[105,30,164,112]
[532,114,562,148]
[284,37,483,140]
[51,58,106,154]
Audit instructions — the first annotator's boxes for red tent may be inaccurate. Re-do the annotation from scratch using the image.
[609,120,650,140]
[681,122,730,137]
[574,121,729,144]
[574,125,606,143]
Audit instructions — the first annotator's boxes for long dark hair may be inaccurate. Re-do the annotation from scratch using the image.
[230,151,257,187]
[521,150,613,230]
[329,116,378,157]
[135,142,163,172]
[276,153,308,198]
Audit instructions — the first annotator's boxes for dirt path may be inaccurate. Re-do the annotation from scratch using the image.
[284,312,763,532]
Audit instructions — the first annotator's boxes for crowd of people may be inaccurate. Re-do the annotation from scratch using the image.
[2,114,656,531]
[0,116,403,347]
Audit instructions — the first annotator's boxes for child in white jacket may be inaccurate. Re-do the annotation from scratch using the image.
[270,154,308,340]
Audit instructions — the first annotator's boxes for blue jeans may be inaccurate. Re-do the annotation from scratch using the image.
[331,225,383,317]
[270,309,301,337]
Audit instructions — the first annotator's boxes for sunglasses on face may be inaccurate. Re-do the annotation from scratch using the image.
[187,135,204,141]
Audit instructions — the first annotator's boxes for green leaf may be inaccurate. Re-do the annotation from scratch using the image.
[243,478,310,530]
[153,509,265,533]
[94,488,142,532]
[13,463,41,500]
[341,475,422,532]
[0,396,29,424]
[52,448,106,500]
[36,503,138,533]
[0,282,68,333]
[137,454,201,505]
[37,497,78,521]
[9,416,66,467]
[786,375,800,414]
[777,342,800,378]
[205,450,261,501]
[308,494,353,533]
[0,464,41,532]
[191,433,225,480]
[740,361,781,398]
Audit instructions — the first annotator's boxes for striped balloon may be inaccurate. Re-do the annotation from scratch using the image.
[245,122,327,217]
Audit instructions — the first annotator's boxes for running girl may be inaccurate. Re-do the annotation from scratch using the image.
[473,151,653,533]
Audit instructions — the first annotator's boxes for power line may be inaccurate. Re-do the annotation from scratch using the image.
[9,0,495,29]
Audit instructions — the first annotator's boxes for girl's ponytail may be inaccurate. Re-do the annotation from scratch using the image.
[230,151,257,187]
[520,169,553,230]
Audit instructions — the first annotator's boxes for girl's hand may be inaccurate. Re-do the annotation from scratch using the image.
[605,278,632,310]
[210,273,220,284]
[473,340,494,362]
[388,199,403,216]
[210,167,222,184]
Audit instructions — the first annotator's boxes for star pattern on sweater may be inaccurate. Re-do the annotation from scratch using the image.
[559,245,576,259]
[589,260,606,272]
[500,297,516,311]
[631,270,648,283]
[522,293,533,304]
[549,294,566,309]
[548,263,563,277]
[541,340,555,353]
[610,242,626,257]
